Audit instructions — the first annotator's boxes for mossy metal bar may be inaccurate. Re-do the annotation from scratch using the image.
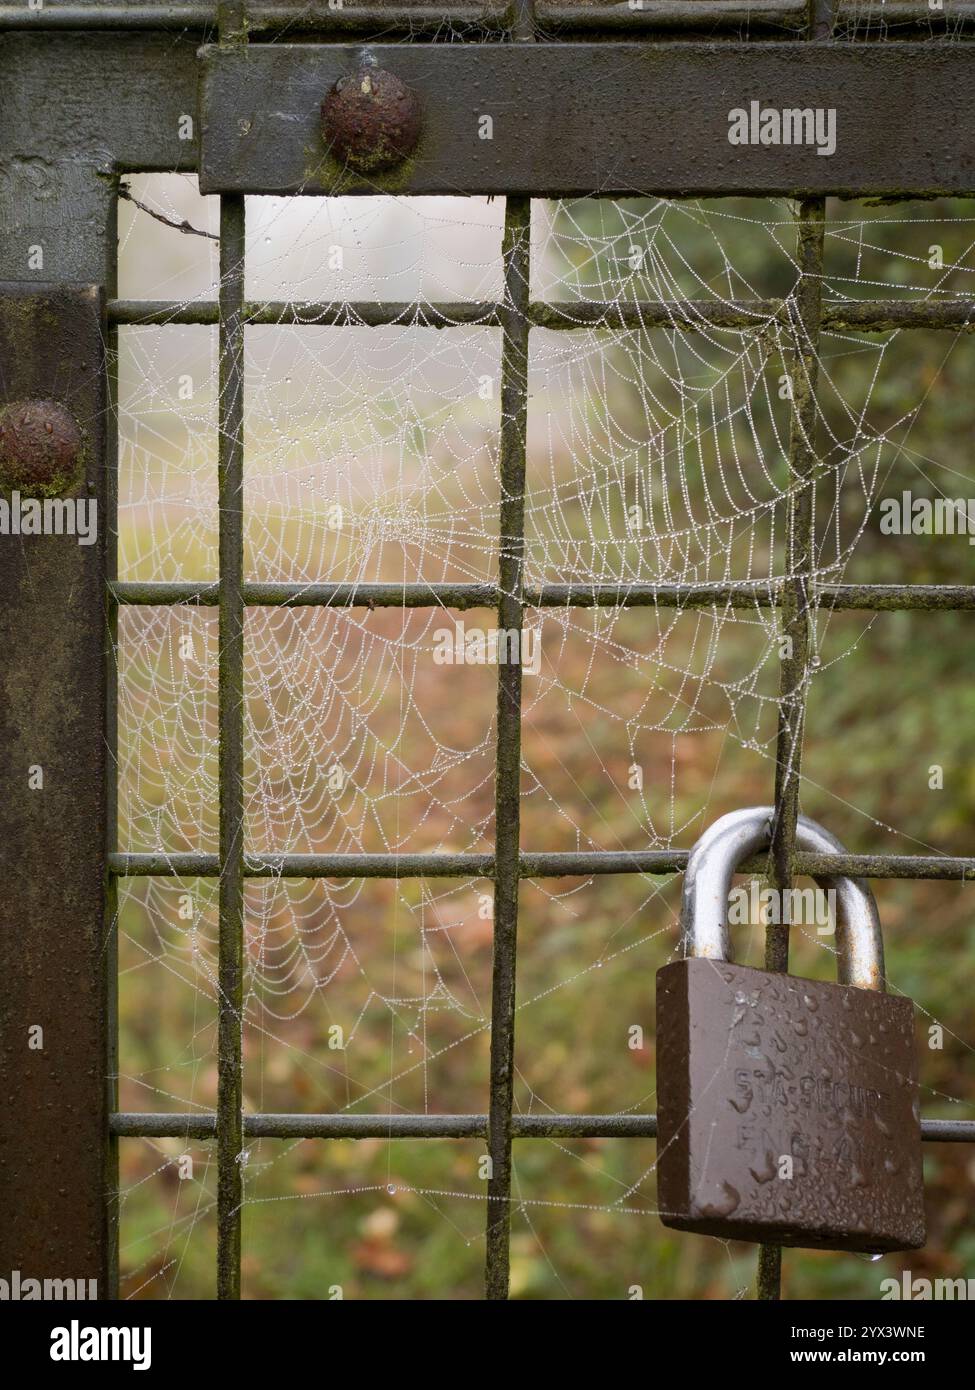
[0,284,110,1293]
[108,297,975,330]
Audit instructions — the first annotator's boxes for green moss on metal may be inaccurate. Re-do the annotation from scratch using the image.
[303,139,426,196]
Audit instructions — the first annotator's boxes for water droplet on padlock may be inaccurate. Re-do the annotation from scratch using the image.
[748,1151,778,1185]
[701,1182,741,1219]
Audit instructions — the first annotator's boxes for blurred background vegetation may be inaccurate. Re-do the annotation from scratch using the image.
[115,181,975,1299]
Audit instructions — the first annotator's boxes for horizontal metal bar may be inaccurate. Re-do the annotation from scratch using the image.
[0,4,506,35]
[108,850,975,880]
[919,1119,975,1143]
[109,301,500,328]
[111,851,494,878]
[534,299,975,333]
[108,581,975,612]
[5,1,974,36]
[109,1111,975,1142]
[108,298,975,333]
[0,3,216,28]
[539,1,807,33]
[111,581,497,608]
[533,584,975,612]
[834,3,975,34]
[199,43,975,198]
[112,1112,489,1139]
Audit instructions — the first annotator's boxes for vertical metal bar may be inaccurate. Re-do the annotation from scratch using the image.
[217,193,246,1301]
[758,195,826,1302]
[105,190,121,1301]
[485,194,531,1300]
[217,0,247,42]
[511,0,536,38]
[0,284,110,1293]
[811,0,837,39]
[215,0,248,1305]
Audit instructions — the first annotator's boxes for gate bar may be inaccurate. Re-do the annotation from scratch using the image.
[107,581,975,612]
[0,2,814,36]
[215,196,246,1302]
[108,298,975,332]
[198,42,975,199]
[760,197,827,1302]
[485,194,531,1300]
[0,284,111,1293]
[109,1112,975,1142]
[5,2,969,36]
[108,849,975,881]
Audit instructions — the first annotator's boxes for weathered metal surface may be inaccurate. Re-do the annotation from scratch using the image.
[656,958,925,1251]
[0,34,198,284]
[0,34,197,171]
[322,65,423,172]
[0,283,109,1291]
[200,41,975,197]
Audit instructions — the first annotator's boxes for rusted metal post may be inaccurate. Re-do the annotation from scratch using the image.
[0,283,110,1293]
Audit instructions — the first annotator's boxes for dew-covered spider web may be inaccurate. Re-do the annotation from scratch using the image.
[113,180,975,1300]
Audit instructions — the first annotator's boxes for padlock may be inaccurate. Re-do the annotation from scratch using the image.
[656,806,925,1252]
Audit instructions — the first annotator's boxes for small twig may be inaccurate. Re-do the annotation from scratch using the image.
[118,183,219,242]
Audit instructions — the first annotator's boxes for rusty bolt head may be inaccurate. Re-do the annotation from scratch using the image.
[0,398,85,498]
[322,67,421,174]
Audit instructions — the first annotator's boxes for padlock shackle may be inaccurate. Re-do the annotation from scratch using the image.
[680,806,885,991]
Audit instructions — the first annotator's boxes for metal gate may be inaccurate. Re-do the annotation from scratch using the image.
[1,0,974,1302]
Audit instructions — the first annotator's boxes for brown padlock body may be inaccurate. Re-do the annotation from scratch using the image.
[656,958,925,1252]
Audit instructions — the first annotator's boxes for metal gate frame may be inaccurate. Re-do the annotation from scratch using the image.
[1,0,974,1303]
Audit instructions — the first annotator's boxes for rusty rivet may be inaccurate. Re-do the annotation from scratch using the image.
[0,398,85,498]
[322,66,421,174]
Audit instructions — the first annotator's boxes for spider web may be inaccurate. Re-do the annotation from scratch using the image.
[113,176,975,1300]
